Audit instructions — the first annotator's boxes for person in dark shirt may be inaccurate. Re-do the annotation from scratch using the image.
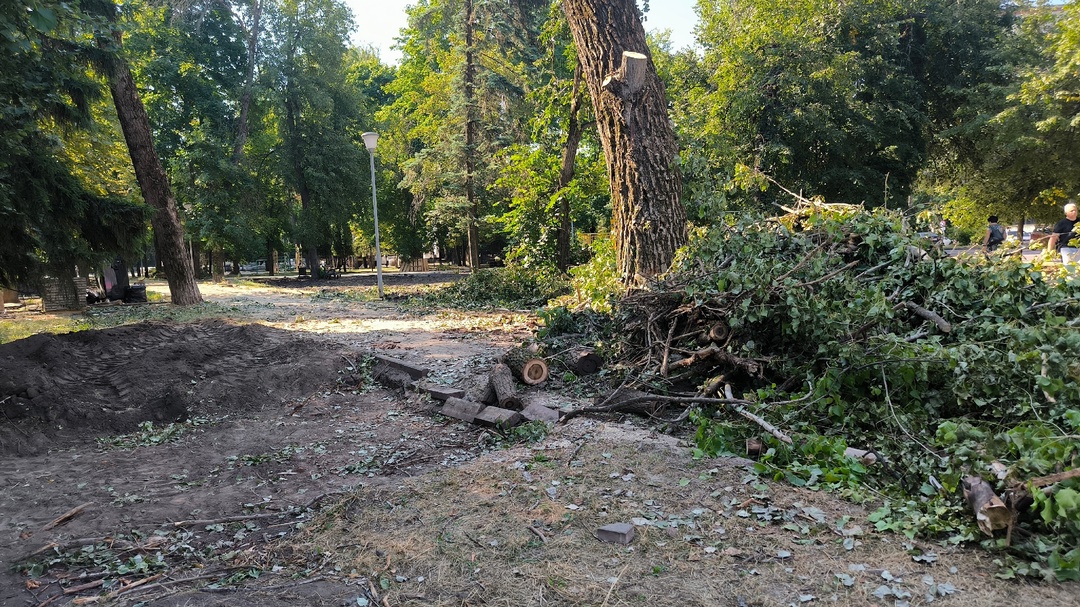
[1047,201,1079,267]
[983,215,1005,253]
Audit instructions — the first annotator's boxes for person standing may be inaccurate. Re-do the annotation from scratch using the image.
[1047,201,1079,267]
[983,215,1005,253]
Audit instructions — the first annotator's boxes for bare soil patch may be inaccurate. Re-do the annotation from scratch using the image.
[0,275,1075,606]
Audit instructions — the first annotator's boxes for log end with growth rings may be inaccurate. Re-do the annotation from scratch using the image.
[519,358,549,385]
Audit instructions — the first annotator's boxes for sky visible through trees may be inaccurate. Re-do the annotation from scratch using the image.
[344,0,699,63]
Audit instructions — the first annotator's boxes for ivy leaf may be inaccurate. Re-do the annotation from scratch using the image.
[1054,488,1079,518]
[27,7,58,33]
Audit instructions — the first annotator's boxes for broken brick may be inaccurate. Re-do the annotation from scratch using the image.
[473,406,523,430]
[520,402,559,423]
[596,523,635,545]
[440,397,484,423]
[421,385,466,401]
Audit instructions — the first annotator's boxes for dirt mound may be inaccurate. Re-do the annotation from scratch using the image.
[0,320,349,456]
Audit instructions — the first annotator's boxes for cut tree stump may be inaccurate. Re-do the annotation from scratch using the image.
[504,347,549,385]
[490,363,523,409]
[962,475,1011,536]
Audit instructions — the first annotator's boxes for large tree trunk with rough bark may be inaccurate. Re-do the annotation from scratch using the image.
[106,32,202,305]
[562,0,687,285]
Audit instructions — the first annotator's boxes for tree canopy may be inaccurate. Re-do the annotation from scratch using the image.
[3,0,1080,281]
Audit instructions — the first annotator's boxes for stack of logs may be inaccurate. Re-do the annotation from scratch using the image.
[372,346,603,431]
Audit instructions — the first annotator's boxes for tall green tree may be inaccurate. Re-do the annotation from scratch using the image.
[128,1,258,281]
[273,0,367,274]
[695,0,1012,211]
[384,0,547,268]
[930,2,1079,233]
[86,0,204,304]
[490,5,610,271]
[0,1,148,290]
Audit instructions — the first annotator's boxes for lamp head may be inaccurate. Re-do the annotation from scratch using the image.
[362,131,378,152]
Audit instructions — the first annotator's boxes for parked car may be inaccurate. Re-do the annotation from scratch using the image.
[1028,226,1052,249]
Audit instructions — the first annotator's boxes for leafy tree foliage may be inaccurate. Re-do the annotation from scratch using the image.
[382,0,548,267]
[931,3,1080,233]
[0,1,147,288]
[693,0,1012,211]
[271,0,369,273]
[127,2,259,277]
[491,5,609,270]
[543,205,1080,579]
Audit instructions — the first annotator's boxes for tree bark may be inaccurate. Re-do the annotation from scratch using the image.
[105,31,202,305]
[212,247,225,282]
[962,475,1011,537]
[562,0,687,285]
[464,0,481,270]
[489,363,523,409]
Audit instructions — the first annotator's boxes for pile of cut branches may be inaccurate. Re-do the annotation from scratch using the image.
[545,203,1080,580]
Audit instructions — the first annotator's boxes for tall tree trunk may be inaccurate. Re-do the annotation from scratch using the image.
[105,31,202,305]
[212,247,225,282]
[556,61,586,272]
[464,0,481,269]
[562,0,687,285]
[232,0,262,161]
[190,240,204,279]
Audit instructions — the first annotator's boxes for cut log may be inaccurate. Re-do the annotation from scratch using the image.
[843,447,878,465]
[961,475,1011,536]
[745,437,763,458]
[708,322,729,343]
[504,347,549,385]
[490,364,523,409]
[564,349,604,375]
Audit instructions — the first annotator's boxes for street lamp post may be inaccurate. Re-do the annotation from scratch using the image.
[361,131,384,298]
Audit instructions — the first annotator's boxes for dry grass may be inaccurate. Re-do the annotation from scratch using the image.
[271,420,1079,606]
